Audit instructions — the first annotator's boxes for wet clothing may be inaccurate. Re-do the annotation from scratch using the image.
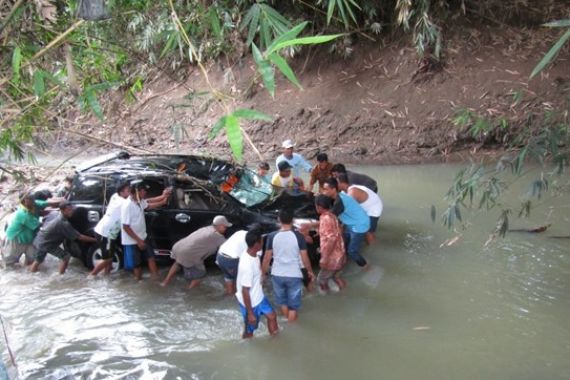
[337,193,370,233]
[121,198,148,245]
[95,193,127,240]
[275,153,312,178]
[310,162,334,190]
[345,230,367,267]
[272,275,303,310]
[236,253,264,307]
[171,225,225,271]
[239,297,274,334]
[123,242,155,270]
[216,230,247,281]
[5,204,42,245]
[2,239,36,265]
[346,170,378,193]
[318,211,346,272]
[348,185,383,218]
[32,213,80,263]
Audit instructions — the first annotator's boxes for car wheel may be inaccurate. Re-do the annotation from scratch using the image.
[85,244,123,273]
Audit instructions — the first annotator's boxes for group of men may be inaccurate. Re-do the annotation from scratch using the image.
[0,139,383,339]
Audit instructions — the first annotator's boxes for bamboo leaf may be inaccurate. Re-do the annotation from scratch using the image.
[32,70,46,98]
[243,4,260,46]
[208,7,222,38]
[268,34,344,55]
[84,89,104,120]
[266,22,308,54]
[209,116,226,140]
[430,205,436,223]
[327,0,336,25]
[252,43,275,98]
[232,108,272,122]
[269,52,302,89]
[11,46,22,84]
[543,19,570,28]
[225,115,243,161]
[530,29,570,79]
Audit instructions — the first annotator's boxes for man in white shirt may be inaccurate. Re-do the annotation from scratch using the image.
[236,230,278,339]
[121,180,171,281]
[89,182,131,276]
[275,139,312,178]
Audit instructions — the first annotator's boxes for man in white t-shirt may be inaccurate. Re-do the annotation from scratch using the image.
[216,224,263,295]
[121,180,171,281]
[236,230,278,339]
[261,209,315,323]
[89,182,130,277]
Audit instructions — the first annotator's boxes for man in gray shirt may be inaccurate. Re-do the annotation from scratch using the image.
[160,215,231,288]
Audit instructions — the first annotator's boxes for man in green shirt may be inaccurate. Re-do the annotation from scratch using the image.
[2,193,43,266]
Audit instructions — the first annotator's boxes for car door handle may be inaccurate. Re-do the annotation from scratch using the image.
[175,213,191,223]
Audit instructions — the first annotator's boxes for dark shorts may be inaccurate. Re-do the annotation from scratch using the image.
[271,275,303,310]
[96,234,118,260]
[34,246,71,263]
[216,253,239,281]
[239,297,275,334]
[369,216,380,233]
[123,243,155,270]
[182,265,207,281]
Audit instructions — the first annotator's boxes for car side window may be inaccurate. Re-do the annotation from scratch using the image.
[175,187,220,210]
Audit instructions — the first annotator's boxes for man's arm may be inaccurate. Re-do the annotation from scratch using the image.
[299,249,314,280]
[308,166,318,190]
[348,187,367,204]
[261,249,273,278]
[123,224,145,249]
[77,234,97,244]
[146,187,172,209]
[242,286,257,325]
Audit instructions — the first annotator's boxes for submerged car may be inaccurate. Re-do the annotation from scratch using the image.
[65,151,318,270]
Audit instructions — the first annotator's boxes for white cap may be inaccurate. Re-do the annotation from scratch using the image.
[213,215,232,227]
[282,139,295,148]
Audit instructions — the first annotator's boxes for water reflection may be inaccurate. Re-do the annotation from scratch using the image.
[1,164,569,379]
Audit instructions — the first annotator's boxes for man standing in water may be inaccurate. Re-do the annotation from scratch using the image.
[275,139,312,178]
[121,180,171,281]
[236,230,278,338]
[89,182,131,277]
[322,177,370,269]
[262,209,315,322]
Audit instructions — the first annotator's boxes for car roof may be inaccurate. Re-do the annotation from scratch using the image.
[76,151,236,181]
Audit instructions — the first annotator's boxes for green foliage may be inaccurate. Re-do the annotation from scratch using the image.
[11,46,22,85]
[240,2,292,49]
[530,21,570,79]
[324,0,362,29]
[78,82,117,120]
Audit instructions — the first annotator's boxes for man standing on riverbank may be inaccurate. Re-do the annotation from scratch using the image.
[121,180,171,281]
[262,209,315,322]
[275,139,312,178]
[322,178,370,269]
[161,215,230,288]
[337,174,383,244]
[236,230,278,338]
[29,201,97,274]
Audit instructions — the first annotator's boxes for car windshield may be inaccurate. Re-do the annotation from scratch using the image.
[229,169,273,207]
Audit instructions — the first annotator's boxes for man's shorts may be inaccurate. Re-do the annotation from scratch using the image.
[215,253,239,281]
[239,297,275,334]
[34,246,71,264]
[182,265,207,281]
[317,268,342,286]
[369,216,380,233]
[123,243,155,270]
[96,234,118,260]
[2,239,36,265]
[271,275,303,310]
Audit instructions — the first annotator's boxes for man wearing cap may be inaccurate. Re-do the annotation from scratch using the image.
[29,201,97,274]
[271,161,305,190]
[121,180,172,281]
[161,215,230,288]
[275,139,312,178]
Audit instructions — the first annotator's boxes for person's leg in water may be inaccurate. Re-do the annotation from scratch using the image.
[344,230,368,269]
[160,262,180,286]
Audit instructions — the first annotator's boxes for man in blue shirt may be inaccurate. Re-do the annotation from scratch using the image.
[322,177,370,269]
[275,139,312,178]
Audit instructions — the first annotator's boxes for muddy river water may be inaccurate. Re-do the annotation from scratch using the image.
[1,164,569,379]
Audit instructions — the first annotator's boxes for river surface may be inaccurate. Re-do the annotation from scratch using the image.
[1,164,569,379]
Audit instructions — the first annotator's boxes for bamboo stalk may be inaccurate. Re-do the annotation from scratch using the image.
[31,19,84,61]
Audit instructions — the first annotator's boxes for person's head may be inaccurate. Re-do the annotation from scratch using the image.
[281,139,295,158]
[278,208,294,226]
[59,200,74,218]
[336,173,350,192]
[316,153,329,170]
[315,194,333,215]
[33,189,53,201]
[330,163,347,178]
[19,192,35,209]
[213,215,232,234]
[245,230,263,253]
[277,161,293,178]
[64,175,74,189]
[257,161,270,177]
[117,181,131,199]
[130,180,149,201]
[322,177,339,198]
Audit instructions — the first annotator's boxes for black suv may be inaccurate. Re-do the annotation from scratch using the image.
[65,151,318,270]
